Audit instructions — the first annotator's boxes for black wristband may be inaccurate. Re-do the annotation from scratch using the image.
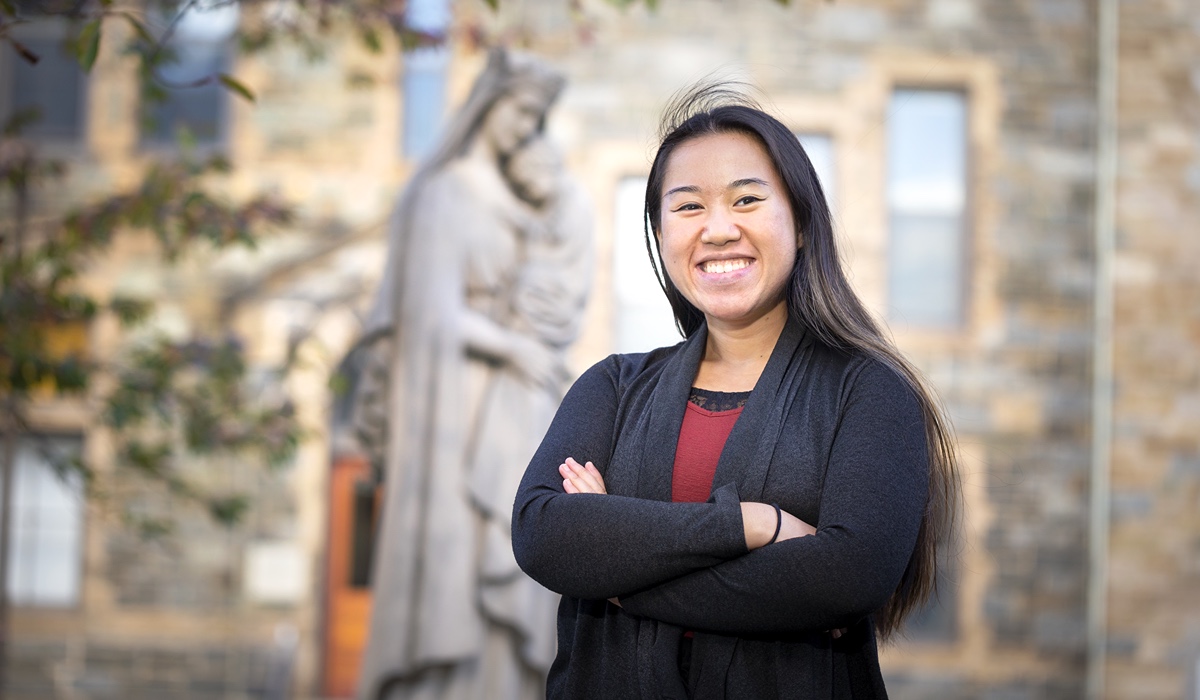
[768,503,782,544]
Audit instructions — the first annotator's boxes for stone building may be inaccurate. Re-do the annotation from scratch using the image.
[3,0,1197,698]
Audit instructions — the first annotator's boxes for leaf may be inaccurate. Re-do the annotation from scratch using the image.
[52,356,89,392]
[217,73,256,103]
[208,494,250,527]
[360,26,382,54]
[76,19,102,72]
[483,0,499,10]
[110,296,153,326]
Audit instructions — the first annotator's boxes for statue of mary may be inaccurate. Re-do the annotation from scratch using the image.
[348,49,591,700]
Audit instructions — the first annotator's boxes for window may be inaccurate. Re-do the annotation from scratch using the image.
[612,176,681,353]
[886,89,968,328]
[2,436,84,607]
[348,480,377,588]
[401,0,450,159]
[140,2,238,147]
[795,132,836,208]
[0,17,87,142]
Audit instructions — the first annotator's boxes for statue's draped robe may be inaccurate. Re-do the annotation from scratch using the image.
[469,178,594,671]
[356,159,587,700]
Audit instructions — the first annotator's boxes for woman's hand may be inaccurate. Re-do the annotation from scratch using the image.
[559,457,606,494]
[740,502,817,550]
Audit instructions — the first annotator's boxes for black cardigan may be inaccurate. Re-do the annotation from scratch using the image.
[512,319,928,699]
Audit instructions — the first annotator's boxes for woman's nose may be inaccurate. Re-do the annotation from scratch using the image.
[700,209,741,245]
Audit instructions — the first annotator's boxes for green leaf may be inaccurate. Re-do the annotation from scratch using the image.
[53,357,89,392]
[208,494,249,527]
[361,26,382,54]
[483,0,499,10]
[110,296,153,326]
[76,19,102,72]
[217,73,256,103]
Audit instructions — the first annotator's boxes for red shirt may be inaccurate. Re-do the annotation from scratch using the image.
[671,399,744,503]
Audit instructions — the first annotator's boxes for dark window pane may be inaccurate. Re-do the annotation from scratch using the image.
[139,0,239,147]
[141,41,228,146]
[8,36,85,141]
[349,481,377,588]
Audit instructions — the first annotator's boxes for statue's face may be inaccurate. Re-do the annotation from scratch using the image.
[483,86,547,156]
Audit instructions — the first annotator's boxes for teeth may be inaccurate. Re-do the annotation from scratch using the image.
[703,259,749,274]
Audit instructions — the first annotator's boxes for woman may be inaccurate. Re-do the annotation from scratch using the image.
[511,86,960,699]
[354,49,582,700]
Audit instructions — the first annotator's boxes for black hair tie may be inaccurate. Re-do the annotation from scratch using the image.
[768,503,782,545]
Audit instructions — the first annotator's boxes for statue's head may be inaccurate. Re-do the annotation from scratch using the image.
[420,48,566,171]
[476,49,567,157]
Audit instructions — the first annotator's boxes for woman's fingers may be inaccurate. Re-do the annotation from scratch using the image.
[558,457,607,494]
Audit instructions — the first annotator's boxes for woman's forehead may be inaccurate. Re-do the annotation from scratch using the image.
[662,132,778,190]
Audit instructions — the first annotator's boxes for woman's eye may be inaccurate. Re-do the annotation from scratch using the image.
[735,195,762,206]
[674,202,702,212]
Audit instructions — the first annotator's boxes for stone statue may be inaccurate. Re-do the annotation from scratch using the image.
[348,48,592,700]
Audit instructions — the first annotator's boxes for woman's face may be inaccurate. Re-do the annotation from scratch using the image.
[658,131,799,331]
[482,86,548,156]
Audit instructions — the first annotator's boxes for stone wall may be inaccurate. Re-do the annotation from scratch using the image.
[1106,1,1200,698]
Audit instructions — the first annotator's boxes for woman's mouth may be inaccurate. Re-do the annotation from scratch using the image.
[701,258,752,274]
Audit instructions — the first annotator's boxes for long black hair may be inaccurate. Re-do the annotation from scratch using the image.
[643,84,961,642]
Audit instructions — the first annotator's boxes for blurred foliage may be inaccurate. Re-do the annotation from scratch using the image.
[0,125,298,531]
[0,0,304,534]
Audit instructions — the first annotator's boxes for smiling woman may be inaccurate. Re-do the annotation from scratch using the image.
[511,84,962,699]
[658,130,799,357]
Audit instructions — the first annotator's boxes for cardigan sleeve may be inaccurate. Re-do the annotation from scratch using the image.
[617,361,930,635]
[512,356,750,601]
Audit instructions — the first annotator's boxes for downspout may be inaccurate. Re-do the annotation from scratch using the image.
[1086,0,1118,698]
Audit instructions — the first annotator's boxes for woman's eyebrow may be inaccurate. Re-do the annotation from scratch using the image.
[663,184,701,198]
[728,177,769,189]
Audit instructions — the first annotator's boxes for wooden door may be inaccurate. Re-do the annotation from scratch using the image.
[321,455,377,697]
